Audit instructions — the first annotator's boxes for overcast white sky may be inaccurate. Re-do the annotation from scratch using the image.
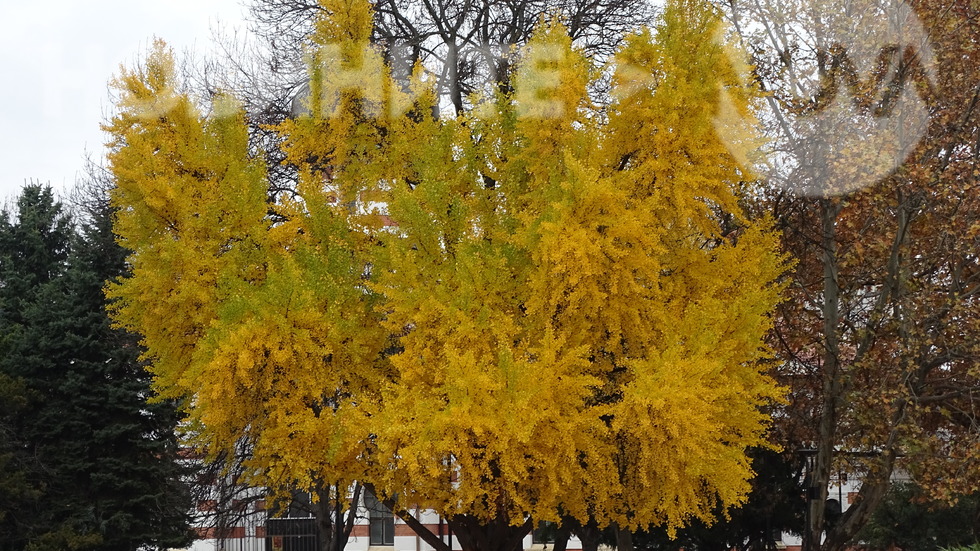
[0,0,249,204]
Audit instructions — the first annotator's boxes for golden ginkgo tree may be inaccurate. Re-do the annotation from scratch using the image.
[104,0,787,549]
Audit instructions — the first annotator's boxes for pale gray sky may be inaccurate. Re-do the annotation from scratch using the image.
[0,0,249,203]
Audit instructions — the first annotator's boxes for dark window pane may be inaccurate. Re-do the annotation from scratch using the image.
[365,490,395,546]
[533,520,556,544]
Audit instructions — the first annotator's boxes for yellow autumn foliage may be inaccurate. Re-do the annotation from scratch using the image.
[105,0,787,535]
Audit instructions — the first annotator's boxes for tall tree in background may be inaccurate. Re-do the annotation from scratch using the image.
[720,0,980,549]
[0,183,194,551]
[0,185,79,550]
[68,175,195,551]
[245,0,653,117]
[105,0,787,549]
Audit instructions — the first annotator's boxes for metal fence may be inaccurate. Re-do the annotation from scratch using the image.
[265,518,320,551]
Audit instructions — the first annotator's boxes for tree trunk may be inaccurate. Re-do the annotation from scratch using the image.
[340,483,362,551]
[445,42,464,116]
[552,521,572,551]
[613,522,633,551]
[448,514,533,551]
[314,487,337,551]
[820,190,915,551]
[309,483,361,551]
[571,518,604,551]
[803,199,842,551]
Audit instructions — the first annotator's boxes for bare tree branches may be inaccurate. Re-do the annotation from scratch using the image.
[245,0,654,116]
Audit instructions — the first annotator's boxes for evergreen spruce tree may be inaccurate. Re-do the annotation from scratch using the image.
[0,185,75,550]
[0,183,194,551]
